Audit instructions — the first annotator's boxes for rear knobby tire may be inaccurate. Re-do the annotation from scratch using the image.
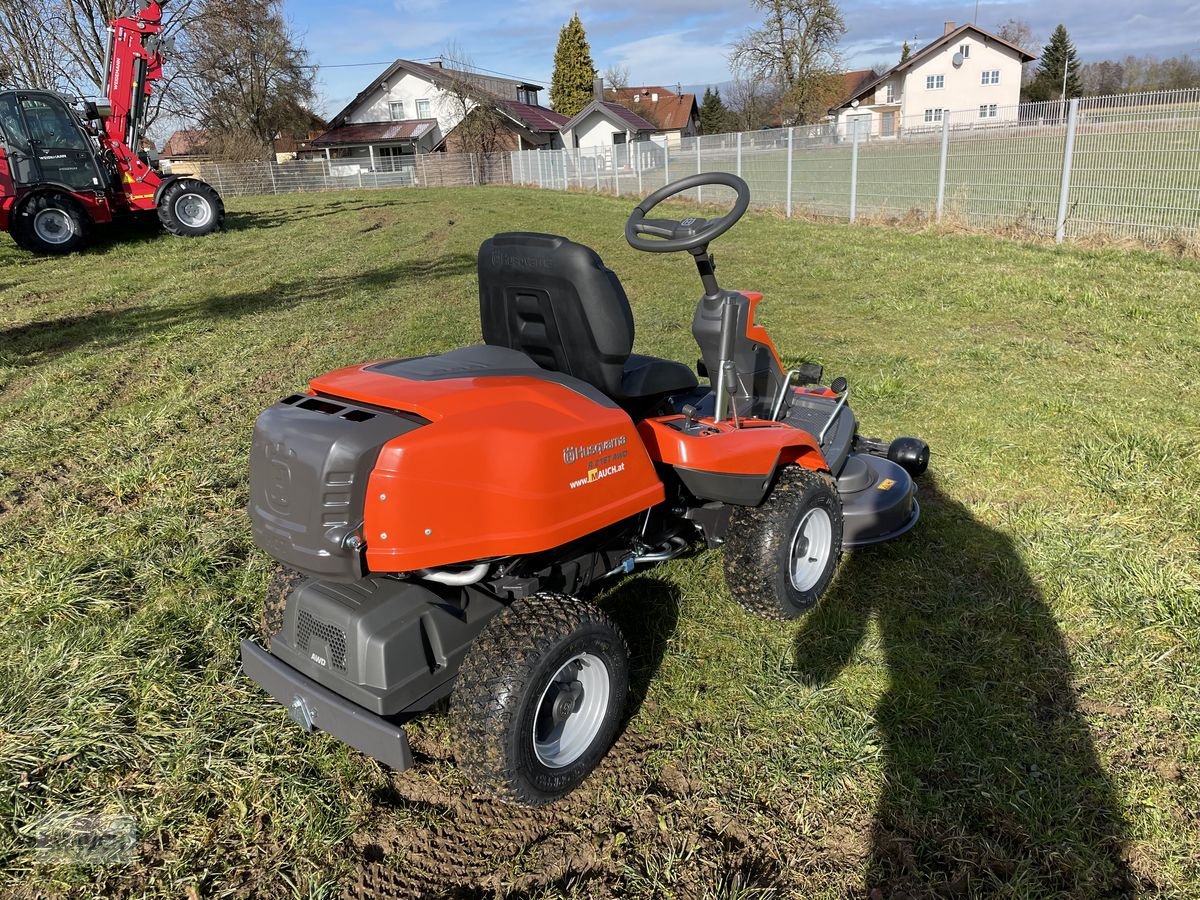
[11,192,89,254]
[723,465,844,620]
[449,593,629,806]
[260,567,302,647]
[157,178,225,237]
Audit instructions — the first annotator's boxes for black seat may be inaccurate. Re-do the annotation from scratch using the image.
[478,232,698,412]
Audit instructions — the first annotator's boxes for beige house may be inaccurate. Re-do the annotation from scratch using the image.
[831,22,1036,138]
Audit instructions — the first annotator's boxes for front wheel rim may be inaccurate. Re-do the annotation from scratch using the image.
[532,652,610,768]
[33,208,74,245]
[174,192,213,228]
[788,507,833,592]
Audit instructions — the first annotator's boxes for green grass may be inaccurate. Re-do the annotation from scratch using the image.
[1,187,1198,898]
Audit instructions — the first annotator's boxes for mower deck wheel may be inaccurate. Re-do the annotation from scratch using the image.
[12,192,89,254]
[157,178,225,237]
[723,465,844,620]
[449,593,629,806]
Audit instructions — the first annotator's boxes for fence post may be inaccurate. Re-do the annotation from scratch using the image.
[849,125,860,223]
[785,128,793,218]
[1055,98,1080,244]
[935,114,950,221]
[268,161,277,194]
[212,162,223,195]
[696,140,703,202]
[664,142,669,184]
[736,132,742,178]
[614,146,620,196]
[636,142,643,194]
[594,154,601,191]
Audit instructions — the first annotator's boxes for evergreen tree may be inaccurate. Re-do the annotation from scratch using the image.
[899,41,911,63]
[550,13,597,117]
[699,86,730,134]
[1027,24,1082,100]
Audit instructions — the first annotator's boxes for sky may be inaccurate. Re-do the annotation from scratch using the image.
[289,0,1200,117]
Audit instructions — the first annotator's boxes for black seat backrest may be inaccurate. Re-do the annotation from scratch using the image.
[478,232,634,398]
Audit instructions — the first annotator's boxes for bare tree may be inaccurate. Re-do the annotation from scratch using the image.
[0,1,64,89]
[730,0,846,125]
[724,75,778,131]
[172,0,316,159]
[0,0,198,128]
[603,63,630,91]
[437,46,511,175]
[995,17,1037,83]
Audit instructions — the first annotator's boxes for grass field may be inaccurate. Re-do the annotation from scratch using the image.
[1,186,1198,898]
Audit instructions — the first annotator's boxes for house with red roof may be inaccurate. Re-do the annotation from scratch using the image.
[603,85,699,146]
[560,78,657,151]
[308,59,568,170]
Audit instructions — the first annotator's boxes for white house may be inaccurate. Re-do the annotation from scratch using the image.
[831,22,1036,138]
[309,59,566,170]
[560,78,657,152]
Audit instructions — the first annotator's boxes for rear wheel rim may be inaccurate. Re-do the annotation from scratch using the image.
[33,208,74,245]
[788,507,832,592]
[174,192,213,228]
[532,652,610,768]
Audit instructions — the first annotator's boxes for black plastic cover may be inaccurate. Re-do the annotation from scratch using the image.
[247,395,426,580]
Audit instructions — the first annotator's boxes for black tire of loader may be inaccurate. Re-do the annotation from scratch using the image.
[260,567,302,647]
[449,593,629,806]
[723,465,844,620]
[157,178,225,237]
[11,192,90,254]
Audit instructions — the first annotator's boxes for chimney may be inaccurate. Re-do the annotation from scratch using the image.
[594,76,603,100]
[430,60,443,68]
[943,20,956,35]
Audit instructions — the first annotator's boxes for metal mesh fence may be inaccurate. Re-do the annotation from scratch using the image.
[510,89,1200,244]
[179,151,513,197]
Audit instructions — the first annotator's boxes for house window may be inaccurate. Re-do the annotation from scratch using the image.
[415,98,431,118]
[926,74,944,90]
[633,93,640,102]
[959,43,970,58]
[886,83,897,103]
[981,69,1000,85]
[924,108,944,123]
[516,88,535,104]
[979,104,998,118]
[388,101,405,121]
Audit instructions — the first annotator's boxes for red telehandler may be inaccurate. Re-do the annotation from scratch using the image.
[0,0,224,254]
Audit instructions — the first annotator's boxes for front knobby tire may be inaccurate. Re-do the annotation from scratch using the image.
[11,192,90,254]
[449,593,629,806]
[724,465,844,620]
[157,178,225,237]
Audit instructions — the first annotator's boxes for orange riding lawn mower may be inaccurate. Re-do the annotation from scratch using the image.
[241,173,930,806]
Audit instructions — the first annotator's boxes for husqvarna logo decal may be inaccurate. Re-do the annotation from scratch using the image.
[563,434,629,489]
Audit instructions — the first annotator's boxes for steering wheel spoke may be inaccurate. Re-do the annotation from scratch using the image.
[635,218,678,239]
[625,173,750,254]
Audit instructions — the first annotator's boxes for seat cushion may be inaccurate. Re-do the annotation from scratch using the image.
[620,354,698,401]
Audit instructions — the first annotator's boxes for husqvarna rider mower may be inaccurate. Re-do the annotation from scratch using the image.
[240,173,929,805]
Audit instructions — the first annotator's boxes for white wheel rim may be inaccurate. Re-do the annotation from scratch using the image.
[788,507,833,592]
[33,208,74,245]
[532,652,610,769]
[174,193,213,228]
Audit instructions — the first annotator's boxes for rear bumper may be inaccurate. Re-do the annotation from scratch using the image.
[240,639,413,771]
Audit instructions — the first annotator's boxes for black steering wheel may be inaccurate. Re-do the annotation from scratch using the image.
[625,172,751,253]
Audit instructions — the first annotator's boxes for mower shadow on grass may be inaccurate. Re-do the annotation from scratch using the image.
[0,252,477,367]
[601,574,682,723]
[793,475,1135,896]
